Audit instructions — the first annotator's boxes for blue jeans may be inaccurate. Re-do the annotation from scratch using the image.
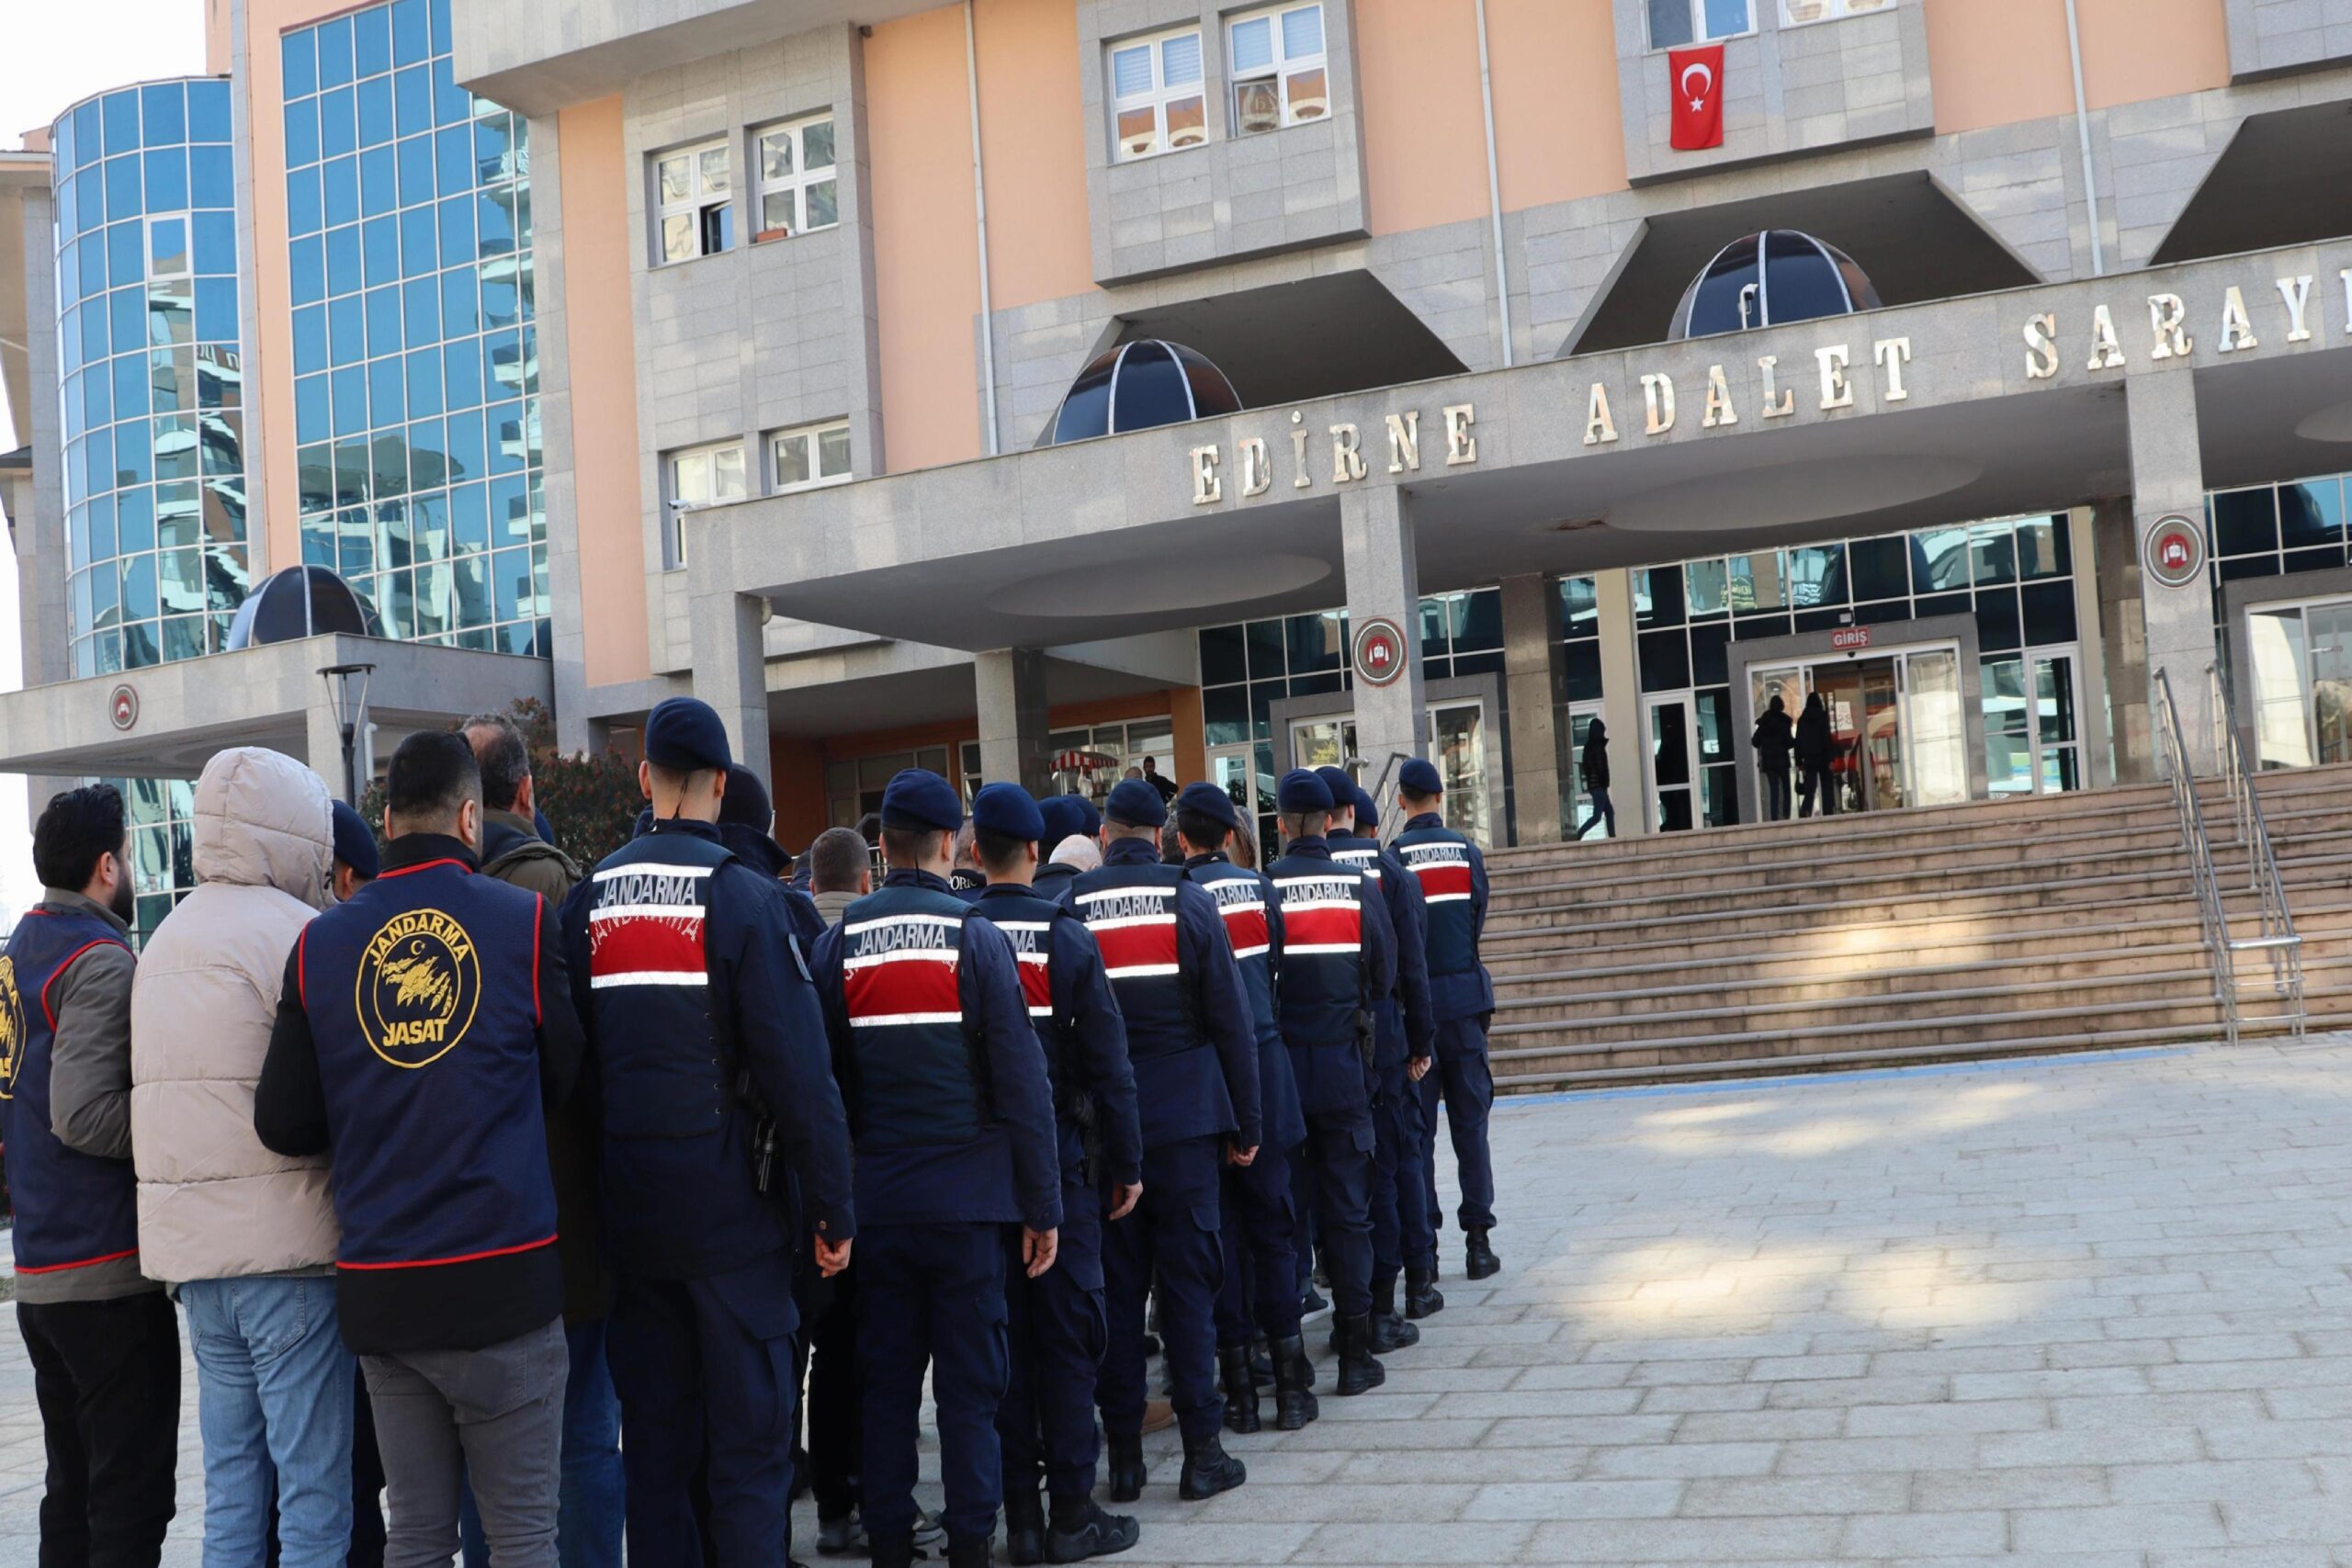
[459,1319,625,1568]
[181,1276,355,1568]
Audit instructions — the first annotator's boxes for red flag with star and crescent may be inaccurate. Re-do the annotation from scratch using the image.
[1668,43,1724,151]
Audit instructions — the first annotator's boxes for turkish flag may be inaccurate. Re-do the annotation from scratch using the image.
[1668,43,1725,151]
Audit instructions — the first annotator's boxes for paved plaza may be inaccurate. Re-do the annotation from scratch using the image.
[3,1037,2351,1564]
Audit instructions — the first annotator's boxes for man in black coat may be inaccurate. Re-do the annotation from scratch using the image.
[1752,695,1796,822]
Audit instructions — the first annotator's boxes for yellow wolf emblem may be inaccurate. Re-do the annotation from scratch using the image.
[356,908,481,1068]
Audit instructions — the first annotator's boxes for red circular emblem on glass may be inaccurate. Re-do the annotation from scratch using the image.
[1352,617,1408,688]
[108,683,140,731]
[2143,514,2205,590]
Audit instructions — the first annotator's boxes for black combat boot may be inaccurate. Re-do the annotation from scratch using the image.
[1333,1313,1386,1396]
[1464,1226,1501,1280]
[1177,1429,1247,1501]
[946,1535,991,1568]
[1368,1278,1419,1352]
[1004,1487,1046,1567]
[1105,1432,1145,1503]
[1218,1345,1261,1434]
[1405,1267,1446,1319]
[1046,1496,1139,1563]
[1272,1335,1319,1429]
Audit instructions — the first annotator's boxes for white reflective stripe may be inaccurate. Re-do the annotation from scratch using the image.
[1274,897,1358,913]
[841,912,964,937]
[1286,943,1361,955]
[592,863,714,882]
[1272,875,1356,890]
[990,921,1053,934]
[1082,912,1177,932]
[1230,942,1271,959]
[1074,888,1174,906]
[1103,963,1182,978]
[587,904,707,921]
[841,950,958,971]
[590,971,708,988]
[1026,1004,1055,1018]
[1013,950,1049,965]
[848,1011,966,1027]
[1422,892,1474,903]
[1213,899,1267,916]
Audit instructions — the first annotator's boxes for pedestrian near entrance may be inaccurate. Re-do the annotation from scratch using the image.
[132,748,353,1568]
[256,730,585,1568]
[811,769,1062,1568]
[2,784,181,1568]
[1795,692,1838,818]
[808,824,874,928]
[1390,759,1502,1284]
[1752,695,1796,823]
[1572,721,1615,840]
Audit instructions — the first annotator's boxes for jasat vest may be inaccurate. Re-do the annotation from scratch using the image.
[1068,861,1232,1147]
[0,909,138,1275]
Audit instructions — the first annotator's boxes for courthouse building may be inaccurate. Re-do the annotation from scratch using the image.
[5,0,2352,931]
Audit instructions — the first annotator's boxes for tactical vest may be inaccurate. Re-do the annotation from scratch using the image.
[976,884,1094,1175]
[0,908,139,1276]
[1265,854,1372,1050]
[835,881,988,1149]
[582,829,737,1141]
[1068,862,1200,1064]
[299,859,554,1269]
[1393,821,1479,977]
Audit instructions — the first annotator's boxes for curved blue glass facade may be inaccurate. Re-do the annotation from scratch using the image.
[282,0,547,655]
[51,77,249,678]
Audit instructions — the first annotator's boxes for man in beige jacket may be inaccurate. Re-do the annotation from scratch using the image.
[130,746,351,1568]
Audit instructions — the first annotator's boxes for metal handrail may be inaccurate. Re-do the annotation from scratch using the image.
[2208,665,2306,1040]
[2151,670,2238,1043]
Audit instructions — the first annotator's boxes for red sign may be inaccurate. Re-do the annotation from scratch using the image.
[1668,44,1725,151]
[1830,626,1871,651]
[2144,513,2205,589]
[1352,617,1408,688]
[108,683,139,731]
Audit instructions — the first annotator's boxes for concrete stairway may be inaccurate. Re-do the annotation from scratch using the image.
[1479,762,2349,1092]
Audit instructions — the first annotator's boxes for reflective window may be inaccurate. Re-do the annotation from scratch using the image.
[654,139,732,264]
[1647,0,1754,49]
[1109,28,1207,162]
[1228,4,1328,135]
[769,419,853,493]
[753,114,838,242]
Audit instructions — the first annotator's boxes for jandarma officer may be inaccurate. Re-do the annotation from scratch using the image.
[559,697,855,1568]
[811,770,1063,1568]
[967,783,1146,1567]
[1064,779,1262,1504]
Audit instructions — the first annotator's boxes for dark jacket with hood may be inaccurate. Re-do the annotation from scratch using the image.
[1751,704,1795,776]
[1793,695,1834,768]
[1579,722,1611,790]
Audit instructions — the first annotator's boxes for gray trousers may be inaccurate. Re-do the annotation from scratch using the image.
[361,1318,567,1568]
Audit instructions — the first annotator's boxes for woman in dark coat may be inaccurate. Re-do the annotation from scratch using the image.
[1752,694,1796,822]
[1793,692,1838,818]
[1572,719,1615,840]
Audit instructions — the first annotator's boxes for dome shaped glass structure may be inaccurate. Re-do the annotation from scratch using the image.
[1669,230,1883,341]
[1046,340,1242,446]
[223,565,382,649]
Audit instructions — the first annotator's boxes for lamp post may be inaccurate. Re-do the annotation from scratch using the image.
[319,662,377,805]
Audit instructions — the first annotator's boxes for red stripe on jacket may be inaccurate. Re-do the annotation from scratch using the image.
[1408,863,1475,900]
[846,953,962,1020]
[1282,905,1362,949]
[1091,919,1179,973]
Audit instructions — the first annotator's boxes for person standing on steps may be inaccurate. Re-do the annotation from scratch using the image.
[1572,721,1615,840]
[1795,692,1838,818]
[1752,694,1796,824]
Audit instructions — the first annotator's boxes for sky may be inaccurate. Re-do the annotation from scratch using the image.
[0,0,209,920]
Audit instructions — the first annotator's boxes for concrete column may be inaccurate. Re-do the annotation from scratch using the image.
[2126,372,2218,774]
[1499,574,1562,846]
[1594,568,1648,836]
[1339,486,1425,773]
[692,592,773,788]
[974,649,1054,796]
[524,110,595,756]
[2085,499,2151,784]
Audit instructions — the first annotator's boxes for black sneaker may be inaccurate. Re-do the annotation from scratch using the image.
[1046,1499,1140,1562]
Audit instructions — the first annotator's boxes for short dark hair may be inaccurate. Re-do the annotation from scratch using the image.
[1398,786,1438,811]
[808,827,870,893]
[1278,809,1327,842]
[385,730,481,834]
[34,784,126,894]
[1174,807,1230,853]
[645,761,719,797]
[974,826,1030,874]
[462,713,531,811]
[880,823,944,868]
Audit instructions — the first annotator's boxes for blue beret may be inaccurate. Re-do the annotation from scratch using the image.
[1398,758,1443,795]
[1354,786,1380,833]
[972,782,1046,842]
[1072,794,1102,839]
[1314,767,1358,817]
[879,768,963,832]
[1037,795,1089,849]
[1104,777,1166,829]
[1276,769,1332,814]
[330,800,379,881]
[718,763,773,831]
[1173,780,1239,829]
[643,696,733,773]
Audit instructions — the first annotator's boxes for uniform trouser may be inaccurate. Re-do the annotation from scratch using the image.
[999,1179,1107,1503]
[793,1263,860,1522]
[1370,1060,1436,1285]
[1099,1136,1226,1446]
[857,1223,1010,1543]
[1417,1015,1498,1235]
[1216,1139,1302,1348]
[607,1256,799,1568]
[1297,1108,1376,1320]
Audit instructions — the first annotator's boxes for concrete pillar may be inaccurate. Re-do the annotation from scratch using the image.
[1594,568,1648,836]
[2126,372,2218,774]
[692,592,773,788]
[2086,498,2151,784]
[974,649,1054,796]
[1339,486,1425,773]
[1499,574,1562,846]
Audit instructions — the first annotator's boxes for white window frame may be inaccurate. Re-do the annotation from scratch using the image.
[1780,0,1890,26]
[752,113,839,243]
[664,440,747,568]
[145,212,191,281]
[1646,0,1756,51]
[1227,3,1329,136]
[1107,27,1208,164]
[653,139,734,265]
[770,419,852,494]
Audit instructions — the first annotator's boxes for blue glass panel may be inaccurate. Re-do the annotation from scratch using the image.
[288,166,323,237]
[473,117,511,186]
[141,84,186,146]
[297,373,330,442]
[187,81,231,143]
[117,488,154,554]
[407,418,447,492]
[366,284,401,355]
[436,195,474,266]
[357,76,393,148]
[435,125,471,195]
[74,101,102,166]
[189,146,232,209]
[443,331,482,410]
[362,216,399,287]
[117,420,151,486]
[406,349,443,417]
[485,400,522,475]
[53,110,76,176]
[284,99,320,169]
[110,288,144,352]
[373,437,409,505]
[85,428,112,498]
[359,143,397,216]
[392,0,429,62]
[449,480,487,553]
[317,16,354,87]
[394,66,432,137]
[107,221,141,287]
[325,225,362,296]
[123,555,157,623]
[332,365,368,435]
[105,155,141,220]
[483,328,520,395]
[328,293,365,365]
[429,0,451,51]
[400,206,435,276]
[103,91,140,154]
[398,133,435,208]
[77,238,106,303]
[74,168,102,234]
[112,355,144,415]
[401,276,439,345]
[431,59,469,127]
[354,4,392,76]
[83,367,111,430]
[283,28,318,98]
[369,356,405,425]
[319,87,356,160]
[57,177,78,244]
[143,147,188,213]
[194,209,235,275]
[324,156,360,228]
[438,265,477,335]
[194,278,235,343]
[289,233,324,306]
[445,409,483,481]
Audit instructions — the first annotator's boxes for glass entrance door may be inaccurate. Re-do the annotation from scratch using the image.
[1566,702,1610,839]
[1745,641,1970,817]
[1428,700,1490,841]
[1645,693,1699,832]
[1206,743,1261,822]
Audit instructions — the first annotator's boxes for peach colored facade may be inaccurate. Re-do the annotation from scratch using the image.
[975,0,1097,311]
[1488,0,1628,213]
[1360,0,1493,236]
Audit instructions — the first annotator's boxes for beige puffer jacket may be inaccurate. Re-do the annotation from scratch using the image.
[131,746,339,1283]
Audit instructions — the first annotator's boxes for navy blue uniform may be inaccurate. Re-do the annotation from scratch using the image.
[1062,838,1261,1447]
[1331,833,1437,1284]
[974,882,1143,1506]
[1394,813,1498,1235]
[1263,837,1394,1320]
[1183,853,1307,1349]
[560,818,854,1568]
[812,870,1061,1546]
[717,818,831,953]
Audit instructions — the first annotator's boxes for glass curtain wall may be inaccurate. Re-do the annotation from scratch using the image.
[2212,469,2352,770]
[51,78,250,677]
